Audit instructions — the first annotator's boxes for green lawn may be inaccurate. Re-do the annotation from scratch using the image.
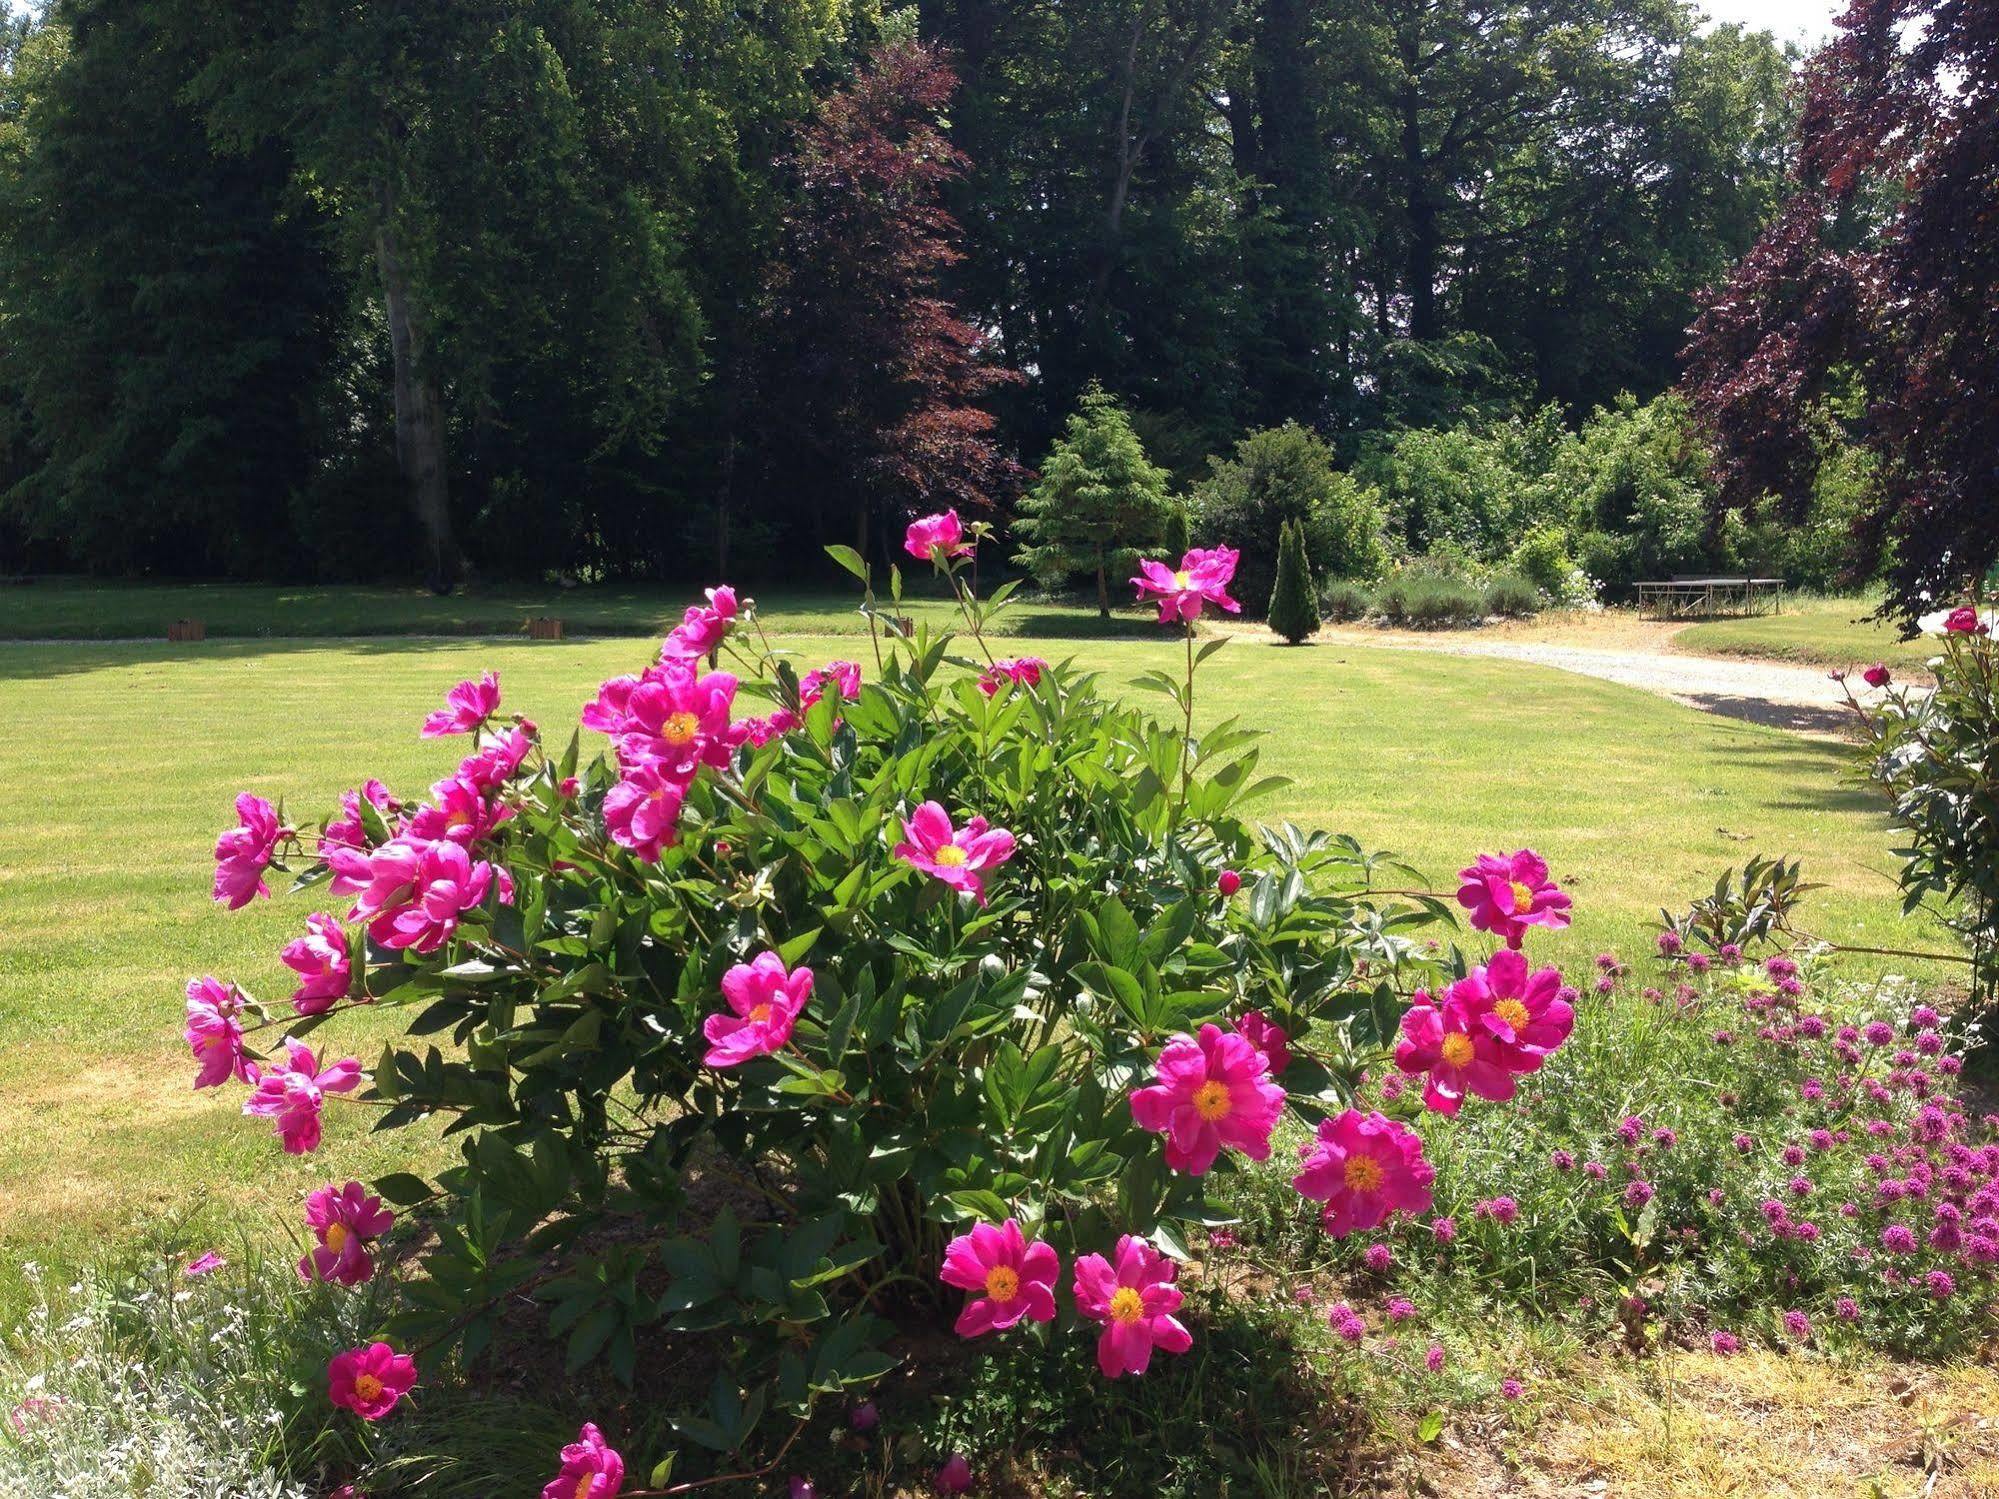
[0,576,1150,641]
[1677,594,1942,675]
[0,608,1945,1290]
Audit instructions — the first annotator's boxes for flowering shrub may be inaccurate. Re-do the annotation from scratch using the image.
[184,523,1582,1471]
[1843,601,1998,1009]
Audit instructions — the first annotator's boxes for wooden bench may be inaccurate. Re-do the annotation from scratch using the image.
[1635,576,1786,620]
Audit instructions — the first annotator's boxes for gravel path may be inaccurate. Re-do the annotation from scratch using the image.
[1353,635,1857,737]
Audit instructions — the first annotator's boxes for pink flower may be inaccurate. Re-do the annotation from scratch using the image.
[1446,950,1574,1076]
[1216,868,1242,897]
[616,661,739,779]
[894,801,1017,906]
[298,1181,395,1286]
[801,659,861,708]
[319,780,395,857]
[905,510,973,562]
[1863,662,1891,688]
[1455,849,1571,949]
[933,1454,974,1495]
[1293,1110,1436,1237]
[213,792,282,908]
[703,952,813,1068]
[976,657,1047,696]
[540,1422,625,1499]
[603,763,687,862]
[661,586,740,660]
[582,674,641,736]
[1234,1010,1291,1076]
[1392,992,1516,1115]
[345,838,505,953]
[1131,547,1242,623]
[455,725,533,790]
[736,710,799,747]
[1129,1023,1286,1175]
[185,977,253,1089]
[184,1251,225,1277]
[242,1038,362,1154]
[421,672,500,737]
[326,1342,416,1421]
[1072,1235,1194,1378]
[404,775,509,847]
[939,1220,1060,1336]
[281,914,351,1016]
[1944,605,1988,635]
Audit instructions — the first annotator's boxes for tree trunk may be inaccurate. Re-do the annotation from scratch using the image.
[1398,44,1439,341]
[375,187,454,591]
[1096,552,1109,620]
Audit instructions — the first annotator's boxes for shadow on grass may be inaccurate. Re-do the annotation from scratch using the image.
[0,636,548,684]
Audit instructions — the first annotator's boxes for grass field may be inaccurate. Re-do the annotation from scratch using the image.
[1677,594,1942,675]
[0,598,1947,1296]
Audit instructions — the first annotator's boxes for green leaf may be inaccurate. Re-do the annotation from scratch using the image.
[824,544,869,582]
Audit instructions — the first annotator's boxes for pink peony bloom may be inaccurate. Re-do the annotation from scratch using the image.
[977,656,1048,696]
[185,976,254,1089]
[615,661,739,780]
[1293,1109,1436,1236]
[1131,547,1242,623]
[1072,1235,1194,1378]
[933,1454,974,1495]
[1216,868,1242,897]
[1393,991,1516,1115]
[213,792,282,908]
[421,672,500,737]
[602,763,687,862]
[905,510,973,563]
[242,1038,362,1154]
[1129,1023,1286,1175]
[1944,605,1989,635]
[281,913,352,1016]
[1234,1010,1291,1076]
[582,674,641,736]
[327,1342,416,1421]
[893,801,1016,906]
[1446,949,1574,1076]
[298,1181,395,1286]
[661,586,740,661]
[939,1219,1060,1337]
[703,952,813,1068]
[345,838,506,953]
[404,775,510,847]
[184,1251,225,1277]
[1455,849,1571,949]
[455,725,533,790]
[319,779,395,857]
[800,659,861,709]
[1863,662,1891,688]
[735,709,800,748]
[539,1422,625,1499]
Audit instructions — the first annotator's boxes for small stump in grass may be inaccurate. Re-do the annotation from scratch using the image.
[528,616,565,641]
[166,619,206,643]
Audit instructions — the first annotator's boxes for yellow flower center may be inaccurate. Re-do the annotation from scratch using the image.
[1509,880,1537,913]
[1492,998,1530,1033]
[353,1373,384,1403]
[446,806,472,828]
[1343,1155,1385,1193]
[932,844,969,867]
[324,1223,350,1253]
[1108,1286,1145,1323]
[1193,1080,1233,1121]
[1173,569,1193,589]
[575,1478,595,1499]
[660,711,700,746]
[1440,1032,1475,1068]
[983,1265,1020,1303]
[750,1004,772,1025]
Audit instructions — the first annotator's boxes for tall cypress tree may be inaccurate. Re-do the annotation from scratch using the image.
[1267,516,1321,644]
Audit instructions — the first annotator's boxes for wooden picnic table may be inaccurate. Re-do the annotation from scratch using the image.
[1635,576,1787,620]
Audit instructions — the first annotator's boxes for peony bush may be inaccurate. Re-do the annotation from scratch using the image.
[184,515,1584,1480]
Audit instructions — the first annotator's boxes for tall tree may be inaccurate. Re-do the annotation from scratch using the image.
[758,39,1022,563]
[0,1,347,576]
[1014,385,1171,617]
[1684,0,1999,624]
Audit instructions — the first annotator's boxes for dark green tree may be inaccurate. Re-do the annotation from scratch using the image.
[1014,385,1172,617]
[1267,517,1320,643]
[1192,422,1387,610]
